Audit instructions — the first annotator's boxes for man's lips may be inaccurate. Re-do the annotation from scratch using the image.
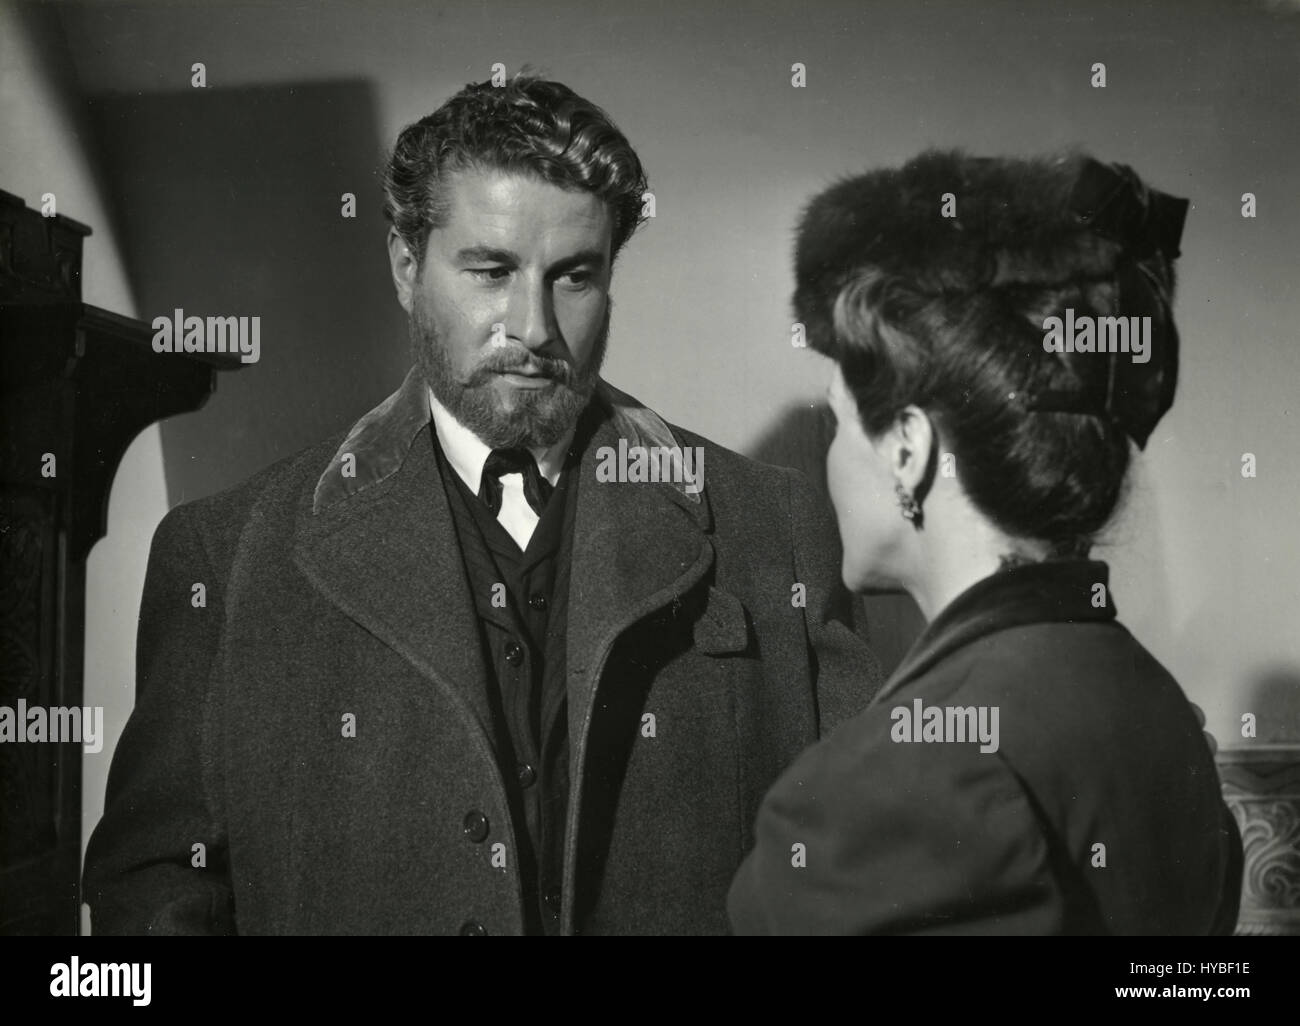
[495,368,558,387]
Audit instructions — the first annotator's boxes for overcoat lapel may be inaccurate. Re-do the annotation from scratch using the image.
[559,386,716,933]
[291,368,727,934]
[291,368,498,749]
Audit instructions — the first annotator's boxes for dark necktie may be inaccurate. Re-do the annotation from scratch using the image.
[478,447,554,517]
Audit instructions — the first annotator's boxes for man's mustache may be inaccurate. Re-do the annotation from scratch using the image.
[467,349,575,386]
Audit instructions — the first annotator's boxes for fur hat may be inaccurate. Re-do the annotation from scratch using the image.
[793,149,1188,448]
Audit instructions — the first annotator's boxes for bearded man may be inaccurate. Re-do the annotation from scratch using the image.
[83,75,882,936]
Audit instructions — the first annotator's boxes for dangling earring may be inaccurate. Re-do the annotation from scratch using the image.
[895,482,922,526]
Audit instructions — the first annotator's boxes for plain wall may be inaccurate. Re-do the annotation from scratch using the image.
[5,0,1297,930]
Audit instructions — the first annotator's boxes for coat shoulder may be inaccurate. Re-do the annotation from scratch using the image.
[670,421,801,483]
[899,619,1209,797]
[898,620,1235,931]
[150,431,347,564]
[950,621,1196,753]
[665,419,821,523]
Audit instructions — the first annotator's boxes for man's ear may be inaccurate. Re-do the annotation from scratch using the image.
[888,405,934,492]
[387,228,418,314]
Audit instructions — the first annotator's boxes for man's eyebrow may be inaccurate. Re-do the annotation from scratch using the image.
[453,246,608,274]
[549,249,608,274]
[456,246,518,264]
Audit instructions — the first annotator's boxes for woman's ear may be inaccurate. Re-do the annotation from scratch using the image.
[886,405,934,492]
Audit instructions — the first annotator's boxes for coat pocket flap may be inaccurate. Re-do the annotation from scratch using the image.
[693,587,752,656]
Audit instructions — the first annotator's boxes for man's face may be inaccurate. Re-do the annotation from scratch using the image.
[389,167,614,449]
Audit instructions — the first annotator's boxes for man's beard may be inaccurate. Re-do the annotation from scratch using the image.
[411,298,609,450]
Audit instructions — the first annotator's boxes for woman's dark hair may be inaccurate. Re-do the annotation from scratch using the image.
[795,150,1186,557]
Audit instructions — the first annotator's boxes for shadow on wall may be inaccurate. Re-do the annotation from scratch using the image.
[86,80,410,505]
[1243,666,1300,743]
[1171,583,1300,745]
[746,400,925,677]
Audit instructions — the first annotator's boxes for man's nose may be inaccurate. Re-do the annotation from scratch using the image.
[505,276,557,351]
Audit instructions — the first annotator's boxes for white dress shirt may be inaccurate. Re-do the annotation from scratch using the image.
[428,388,574,551]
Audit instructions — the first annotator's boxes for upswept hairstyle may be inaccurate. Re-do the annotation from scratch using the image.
[382,74,649,266]
[795,150,1185,557]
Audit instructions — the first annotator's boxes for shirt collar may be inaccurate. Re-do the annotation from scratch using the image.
[313,365,704,515]
[427,387,574,495]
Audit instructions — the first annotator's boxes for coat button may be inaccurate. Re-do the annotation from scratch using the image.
[544,886,561,916]
[504,641,524,666]
[463,810,489,843]
[460,921,488,936]
[528,594,548,612]
[517,763,537,788]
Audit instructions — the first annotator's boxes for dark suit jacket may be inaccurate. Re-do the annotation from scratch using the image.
[82,367,882,935]
[728,560,1243,935]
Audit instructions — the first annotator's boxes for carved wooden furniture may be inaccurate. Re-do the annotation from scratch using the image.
[0,189,240,934]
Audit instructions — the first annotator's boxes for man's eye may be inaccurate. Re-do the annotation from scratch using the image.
[468,267,510,281]
[558,270,592,289]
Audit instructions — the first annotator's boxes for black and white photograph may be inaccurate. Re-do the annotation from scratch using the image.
[1,0,1296,1003]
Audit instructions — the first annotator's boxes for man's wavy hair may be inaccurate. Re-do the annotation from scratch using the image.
[382,74,649,266]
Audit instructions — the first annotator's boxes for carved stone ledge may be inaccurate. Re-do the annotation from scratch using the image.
[1218,744,1300,936]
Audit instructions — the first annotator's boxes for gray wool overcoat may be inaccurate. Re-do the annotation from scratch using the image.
[83,367,883,935]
